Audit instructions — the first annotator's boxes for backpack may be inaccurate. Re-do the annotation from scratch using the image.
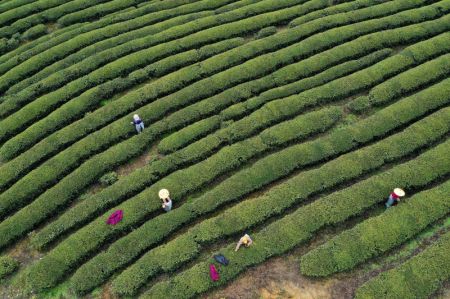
[213,254,229,266]
[209,264,219,281]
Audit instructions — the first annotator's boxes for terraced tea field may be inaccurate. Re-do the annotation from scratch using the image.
[0,0,449,298]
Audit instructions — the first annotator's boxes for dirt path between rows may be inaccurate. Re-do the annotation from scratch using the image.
[204,252,358,299]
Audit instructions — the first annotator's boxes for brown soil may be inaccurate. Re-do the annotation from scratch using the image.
[276,25,290,33]
[7,238,43,267]
[432,280,450,299]
[202,206,388,299]
[204,225,364,299]
[204,254,356,299]
[83,144,161,197]
[116,153,150,177]
[99,283,118,299]
[86,183,104,195]
[0,238,44,299]
[115,145,161,177]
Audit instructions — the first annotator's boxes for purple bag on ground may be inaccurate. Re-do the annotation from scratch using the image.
[209,264,219,281]
[106,210,123,225]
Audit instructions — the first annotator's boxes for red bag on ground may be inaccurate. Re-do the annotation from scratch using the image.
[106,210,123,225]
[209,264,219,281]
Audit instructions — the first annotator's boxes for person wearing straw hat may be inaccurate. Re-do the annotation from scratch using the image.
[385,188,405,208]
[131,114,145,133]
[158,188,172,212]
[235,234,253,251]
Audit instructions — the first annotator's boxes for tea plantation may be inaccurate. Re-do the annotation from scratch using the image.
[0,0,449,298]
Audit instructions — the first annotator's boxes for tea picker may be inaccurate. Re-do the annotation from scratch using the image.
[158,188,172,212]
[131,114,145,133]
[235,233,253,251]
[385,188,405,208]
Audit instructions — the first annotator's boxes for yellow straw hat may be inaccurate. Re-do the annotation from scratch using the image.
[393,188,405,197]
[158,189,170,199]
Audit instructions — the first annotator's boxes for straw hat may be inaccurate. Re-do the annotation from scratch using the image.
[133,114,140,121]
[158,188,170,199]
[393,188,405,197]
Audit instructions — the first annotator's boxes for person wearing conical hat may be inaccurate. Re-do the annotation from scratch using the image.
[131,114,145,133]
[235,234,253,251]
[385,188,405,208]
[158,188,172,212]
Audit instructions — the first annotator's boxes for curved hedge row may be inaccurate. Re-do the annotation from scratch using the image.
[348,53,450,114]
[141,128,450,299]
[0,0,309,96]
[369,53,450,106]
[300,175,450,276]
[0,3,448,296]
[218,50,390,121]
[0,0,322,145]
[1,0,205,41]
[176,49,391,144]
[76,103,450,296]
[6,0,272,95]
[227,44,450,120]
[0,37,19,57]
[30,107,342,292]
[0,0,201,67]
[3,0,426,101]
[118,46,392,154]
[355,228,450,299]
[0,38,245,195]
[0,0,68,27]
[1,22,447,252]
[56,0,152,27]
[160,43,387,156]
[0,0,118,38]
[0,36,246,173]
[30,75,450,292]
[0,0,37,14]
[154,48,392,154]
[289,0,389,27]
[21,24,47,41]
[0,0,299,64]
[0,0,428,113]
[0,3,445,202]
[1,33,241,146]
[4,10,211,96]
[31,49,389,250]
[0,1,404,192]
[158,116,222,154]
[0,21,86,60]
[0,0,222,83]
[7,0,446,152]
[0,256,18,279]
[0,2,235,110]
[215,0,265,14]
[1,0,420,175]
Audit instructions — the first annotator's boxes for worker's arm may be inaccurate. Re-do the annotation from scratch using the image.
[235,240,242,252]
